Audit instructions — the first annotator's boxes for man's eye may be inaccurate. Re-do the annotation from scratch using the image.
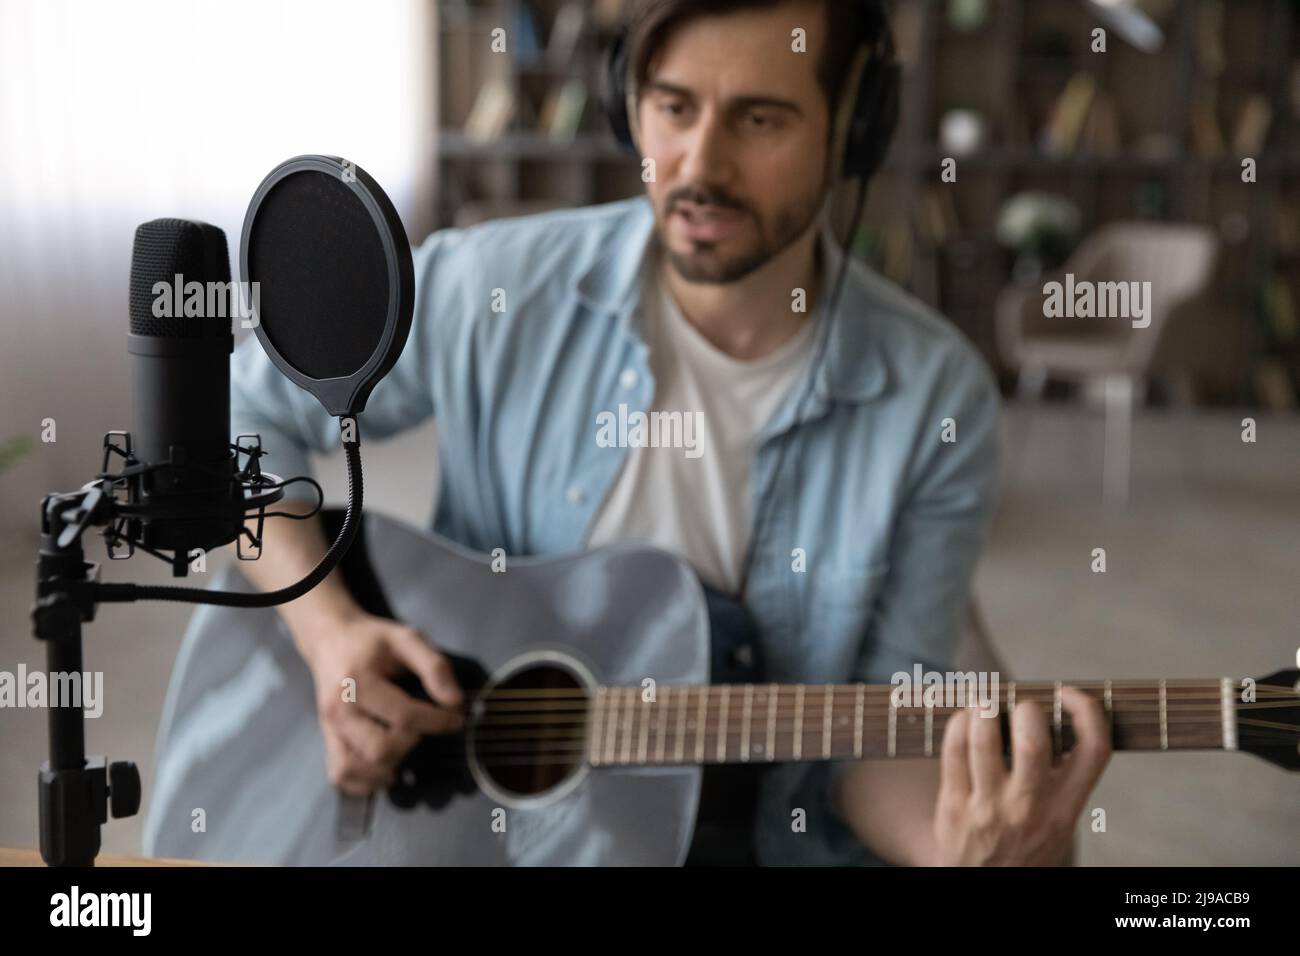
[742,111,777,130]
[657,100,688,118]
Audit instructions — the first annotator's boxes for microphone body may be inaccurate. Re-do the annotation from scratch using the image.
[126,219,242,572]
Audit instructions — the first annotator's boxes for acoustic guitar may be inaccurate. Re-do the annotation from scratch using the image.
[143,510,1300,865]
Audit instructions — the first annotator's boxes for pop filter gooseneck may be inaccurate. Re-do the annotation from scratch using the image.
[97,155,415,607]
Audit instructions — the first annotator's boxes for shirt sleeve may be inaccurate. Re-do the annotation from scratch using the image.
[854,347,1001,685]
[826,344,1001,808]
[229,232,445,505]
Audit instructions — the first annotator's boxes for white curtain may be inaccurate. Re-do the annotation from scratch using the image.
[0,0,436,531]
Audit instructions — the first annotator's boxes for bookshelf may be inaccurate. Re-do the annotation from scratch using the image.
[434,0,1300,406]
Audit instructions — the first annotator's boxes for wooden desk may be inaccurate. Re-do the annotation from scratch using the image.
[0,847,215,867]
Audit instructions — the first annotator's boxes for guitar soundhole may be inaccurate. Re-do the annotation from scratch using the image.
[473,663,587,799]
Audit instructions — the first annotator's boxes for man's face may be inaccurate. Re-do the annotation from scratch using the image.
[637,0,832,284]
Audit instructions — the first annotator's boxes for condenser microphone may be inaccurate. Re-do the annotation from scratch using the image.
[94,154,415,608]
[124,219,245,574]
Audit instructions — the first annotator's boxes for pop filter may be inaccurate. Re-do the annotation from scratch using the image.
[240,154,415,417]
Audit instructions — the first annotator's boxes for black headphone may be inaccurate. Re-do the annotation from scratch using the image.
[602,0,901,185]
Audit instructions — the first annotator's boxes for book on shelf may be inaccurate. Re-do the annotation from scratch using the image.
[539,79,589,142]
[1266,272,1297,344]
[916,186,961,246]
[1274,202,1299,255]
[1190,95,1225,157]
[1196,0,1227,77]
[548,2,588,67]
[1230,94,1272,155]
[1081,91,1121,155]
[1253,360,1296,411]
[464,78,517,142]
[511,3,542,66]
[1039,72,1096,155]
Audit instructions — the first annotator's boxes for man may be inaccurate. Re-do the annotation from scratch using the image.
[231,0,1111,865]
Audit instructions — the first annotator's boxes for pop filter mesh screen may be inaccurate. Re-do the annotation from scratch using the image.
[247,170,388,380]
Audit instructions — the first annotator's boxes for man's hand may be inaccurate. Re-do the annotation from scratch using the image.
[294,610,465,795]
[931,687,1111,865]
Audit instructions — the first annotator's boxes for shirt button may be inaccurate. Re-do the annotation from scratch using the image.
[565,485,586,505]
[619,368,639,390]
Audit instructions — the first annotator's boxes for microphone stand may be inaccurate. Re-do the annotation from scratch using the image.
[30,423,358,866]
[33,478,141,867]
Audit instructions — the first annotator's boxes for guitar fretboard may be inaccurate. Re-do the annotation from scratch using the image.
[585,680,1236,767]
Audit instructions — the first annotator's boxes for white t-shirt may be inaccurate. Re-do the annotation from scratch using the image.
[586,247,819,594]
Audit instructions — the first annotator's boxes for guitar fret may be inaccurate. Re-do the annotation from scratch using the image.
[716,686,730,763]
[674,685,688,762]
[887,694,897,758]
[853,685,864,758]
[1159,679,1168,750]
[603,688,618,765]
[741,684,754,762]
[654,686,667,763]
[1103,679,1114,746]
[822,685,833,759]
[1052,681,1062,755]
[621,687,634,764]
[924,699,934,756]
[793,685,805,760]
[590,687,605,765]
[766,684,778,761]
[637,687,651,764]
[694,686,707,763]
[1220,677,1237,751]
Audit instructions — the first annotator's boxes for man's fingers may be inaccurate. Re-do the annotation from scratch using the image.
[387,626,465,711]
[332,703,413,770]
[323,727,391,795]
[357,673,463,736]
[967,704,1007,795]
[938,707,972,801]
[1059,686,1112,804]
[1007,700,1052,800]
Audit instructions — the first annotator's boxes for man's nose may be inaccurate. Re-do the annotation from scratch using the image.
[677,110,734,187]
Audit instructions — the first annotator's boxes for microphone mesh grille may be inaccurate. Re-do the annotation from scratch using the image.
[129,219,233,338]
[246,171,388,380]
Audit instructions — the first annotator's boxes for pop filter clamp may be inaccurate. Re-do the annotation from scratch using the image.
[31,155,415,865]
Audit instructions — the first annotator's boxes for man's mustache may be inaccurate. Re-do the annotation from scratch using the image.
[665,186,751,217]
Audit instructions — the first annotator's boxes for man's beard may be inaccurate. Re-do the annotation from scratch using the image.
[657,182,824,284]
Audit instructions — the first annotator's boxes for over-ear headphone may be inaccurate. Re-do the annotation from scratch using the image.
[602,0,900,186]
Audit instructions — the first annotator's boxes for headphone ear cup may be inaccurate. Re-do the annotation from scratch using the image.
[603,32,637,154]
[842,57,900,182]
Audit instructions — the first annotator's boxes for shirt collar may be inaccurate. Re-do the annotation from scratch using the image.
[574,196,888,406]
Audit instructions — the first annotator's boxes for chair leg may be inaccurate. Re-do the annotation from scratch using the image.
[1102,374,1134,506]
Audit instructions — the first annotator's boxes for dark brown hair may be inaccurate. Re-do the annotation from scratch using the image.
[624,0,890,121]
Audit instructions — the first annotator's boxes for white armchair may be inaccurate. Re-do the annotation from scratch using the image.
[996,222,1218,503]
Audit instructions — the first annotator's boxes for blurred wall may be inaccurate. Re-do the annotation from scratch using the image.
[0,0,437,533]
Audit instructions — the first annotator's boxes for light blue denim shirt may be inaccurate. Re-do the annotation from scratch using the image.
[229,195,1001,866]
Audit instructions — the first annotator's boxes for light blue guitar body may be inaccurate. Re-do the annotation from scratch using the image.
[143,510,710,865]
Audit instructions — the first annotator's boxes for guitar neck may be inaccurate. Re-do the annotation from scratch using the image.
[586,679,1236,768]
